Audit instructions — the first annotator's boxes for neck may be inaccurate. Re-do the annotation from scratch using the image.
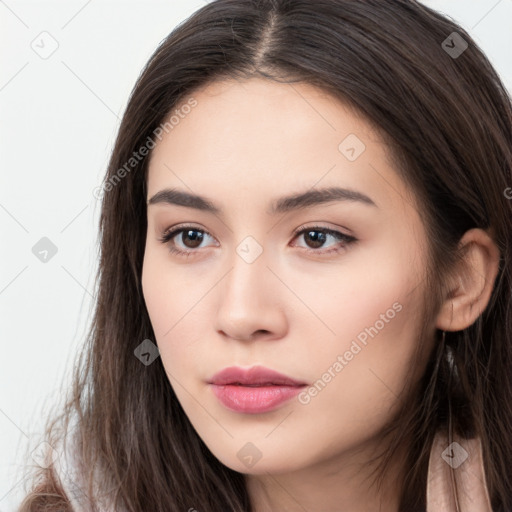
[245,432,408,512]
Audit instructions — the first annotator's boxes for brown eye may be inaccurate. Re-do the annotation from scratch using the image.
[302,229,328,249]
[292,225,356,255]
[158,225,216,257]
[178,229,205,249]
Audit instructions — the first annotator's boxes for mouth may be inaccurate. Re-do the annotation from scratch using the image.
[207,365,308,413]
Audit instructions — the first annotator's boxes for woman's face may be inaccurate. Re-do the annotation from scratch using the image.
[142,77,434,476]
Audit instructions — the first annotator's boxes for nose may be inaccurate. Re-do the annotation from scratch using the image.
[214,245,288,342]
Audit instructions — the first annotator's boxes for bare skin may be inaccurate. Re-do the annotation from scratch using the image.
[141,77,500,511]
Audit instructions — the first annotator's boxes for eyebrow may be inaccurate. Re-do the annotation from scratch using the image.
[147,186,377,216]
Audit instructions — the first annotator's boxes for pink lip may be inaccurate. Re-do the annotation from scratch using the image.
[208,365,307,387]
[208,366,307,414]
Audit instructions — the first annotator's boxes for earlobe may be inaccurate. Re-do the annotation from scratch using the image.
[435,228,500,332]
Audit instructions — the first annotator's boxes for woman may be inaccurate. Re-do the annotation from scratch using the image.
[18,0,512,510]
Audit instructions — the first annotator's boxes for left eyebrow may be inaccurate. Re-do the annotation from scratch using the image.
[147,186,378,217]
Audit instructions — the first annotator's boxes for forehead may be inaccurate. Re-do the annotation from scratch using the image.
[146,77,417,217]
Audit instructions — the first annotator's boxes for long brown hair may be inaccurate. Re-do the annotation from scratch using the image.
[17,1,512,510]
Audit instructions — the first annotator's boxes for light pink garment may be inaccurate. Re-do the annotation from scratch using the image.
[427,431,493,512]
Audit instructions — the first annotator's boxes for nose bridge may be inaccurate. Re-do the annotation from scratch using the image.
[223,233,268,305]
[223,209,269,287]
[214,229,286,340]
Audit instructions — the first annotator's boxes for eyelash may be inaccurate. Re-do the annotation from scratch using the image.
[157,224,357,258]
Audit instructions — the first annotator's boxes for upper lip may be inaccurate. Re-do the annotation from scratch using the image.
[208,365,307,387]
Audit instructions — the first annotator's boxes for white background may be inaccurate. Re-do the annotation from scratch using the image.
[1,1,511,510]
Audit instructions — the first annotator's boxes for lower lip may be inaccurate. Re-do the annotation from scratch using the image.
[209,384,305,414]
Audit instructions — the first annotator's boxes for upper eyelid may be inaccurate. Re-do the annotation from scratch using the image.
[162,224,214,240]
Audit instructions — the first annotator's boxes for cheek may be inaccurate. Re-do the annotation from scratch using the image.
[141,252,172,337]
[141,246,199,336]
[291,246,426,419]
[141,250,209,377]
[285,243,423,365]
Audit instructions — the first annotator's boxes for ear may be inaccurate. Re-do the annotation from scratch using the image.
[435,228,500,332]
